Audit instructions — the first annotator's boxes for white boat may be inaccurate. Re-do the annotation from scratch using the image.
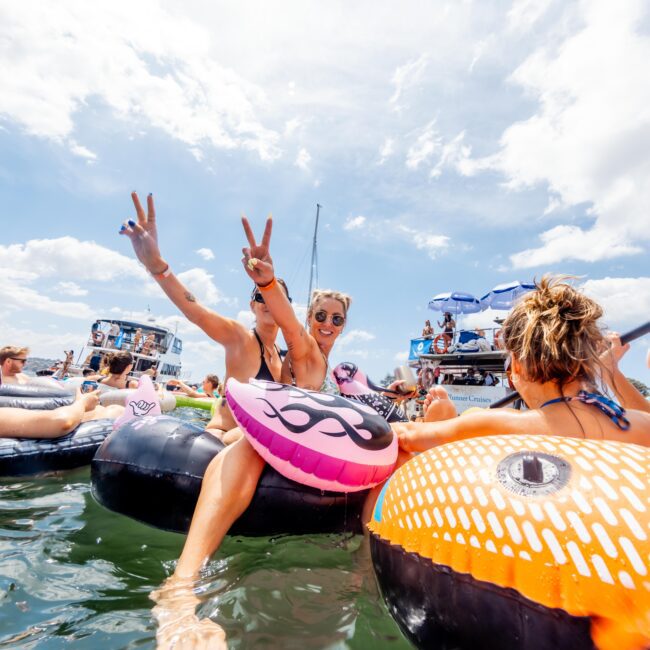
[76,317,183,383]
[408,326,515,414]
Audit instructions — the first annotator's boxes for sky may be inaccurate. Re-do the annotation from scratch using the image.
[0,0,648,384]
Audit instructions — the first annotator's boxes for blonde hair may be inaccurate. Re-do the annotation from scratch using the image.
[0,346,29,364]
[308,289,352,317]
[502,275,604,388]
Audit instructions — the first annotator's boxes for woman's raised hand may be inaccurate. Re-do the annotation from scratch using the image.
[119,192,167,274]
[241,215,275,286]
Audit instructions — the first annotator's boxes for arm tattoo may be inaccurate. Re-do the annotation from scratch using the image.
[184,291,196,303]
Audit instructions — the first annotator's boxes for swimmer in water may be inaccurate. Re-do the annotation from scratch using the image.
[119,192,291,444]
[394,276,650,452]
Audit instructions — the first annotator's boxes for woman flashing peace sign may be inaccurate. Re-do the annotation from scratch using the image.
[119,192,291,442]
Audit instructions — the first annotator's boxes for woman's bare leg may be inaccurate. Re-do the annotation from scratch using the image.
[175,436,265,578]
[152,437,265,648]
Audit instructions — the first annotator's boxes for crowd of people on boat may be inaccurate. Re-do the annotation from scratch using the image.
[2,189,649,649]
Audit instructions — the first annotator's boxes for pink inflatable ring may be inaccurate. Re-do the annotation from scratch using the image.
[226,378,398,492]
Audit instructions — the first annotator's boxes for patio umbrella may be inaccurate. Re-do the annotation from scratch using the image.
[480,281,535,310]
[428,291,483,317]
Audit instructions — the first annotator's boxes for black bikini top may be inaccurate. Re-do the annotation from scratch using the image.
[540,390,630,431]
[253,329,281,382]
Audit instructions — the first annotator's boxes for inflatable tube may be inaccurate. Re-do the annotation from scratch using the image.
[173,394,214,411]
[0,419,114,477]
[91,415,368,535]
[332,362,408,424]
[0,383,74,410]
[368,435,650,650]
[99,388,176,413]
[226,378,397,492]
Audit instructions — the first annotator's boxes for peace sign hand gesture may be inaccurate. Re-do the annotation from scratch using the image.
[241,215,275,286]
[119,192,167,275]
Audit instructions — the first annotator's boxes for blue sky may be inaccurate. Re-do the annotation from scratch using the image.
[1,0,648,384]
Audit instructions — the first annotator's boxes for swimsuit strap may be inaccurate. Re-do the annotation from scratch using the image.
[540,390,630,431]
[252,329,279,382]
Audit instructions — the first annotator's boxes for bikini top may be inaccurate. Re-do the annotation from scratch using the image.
[253,329,281,382]
[540,390,630,431]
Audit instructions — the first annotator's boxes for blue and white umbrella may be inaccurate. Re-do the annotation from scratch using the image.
[480,281,535,310]
[428,291,483,315]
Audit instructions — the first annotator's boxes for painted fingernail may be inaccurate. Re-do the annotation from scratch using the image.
[120,225,126,232]
[148,192,153,197]
[128,219,136,227]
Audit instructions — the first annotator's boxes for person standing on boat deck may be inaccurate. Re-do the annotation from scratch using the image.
[0,346,30,385]
[107,322,120,348]
[421,320,434,338]
[132,328,143,353]
[118,192,290,442]
[148,214,355,650]
[437,312,455,348]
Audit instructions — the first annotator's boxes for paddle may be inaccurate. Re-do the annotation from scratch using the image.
[488,321,650,409]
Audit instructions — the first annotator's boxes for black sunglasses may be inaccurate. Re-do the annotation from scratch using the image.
[314,311,345,327]
[11,357,28,363]
[253,292,292,304]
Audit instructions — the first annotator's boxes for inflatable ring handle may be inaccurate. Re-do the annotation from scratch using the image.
[432,334,448,354]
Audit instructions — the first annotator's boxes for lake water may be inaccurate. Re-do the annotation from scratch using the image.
[0,408,410,649]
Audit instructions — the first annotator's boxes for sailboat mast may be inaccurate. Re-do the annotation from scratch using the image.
[306,203,321,309]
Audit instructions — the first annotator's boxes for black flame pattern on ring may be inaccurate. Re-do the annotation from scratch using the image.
[250,381,393,451]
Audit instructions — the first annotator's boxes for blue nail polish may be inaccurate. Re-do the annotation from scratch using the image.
[148,192,153,197]
[120,225,126,232]
[128,219,135,227]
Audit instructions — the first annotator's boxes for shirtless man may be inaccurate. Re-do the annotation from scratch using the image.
[119,192,290,442]
[0,346,30,385]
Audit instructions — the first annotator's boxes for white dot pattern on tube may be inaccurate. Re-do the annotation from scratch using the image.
[378,435,649,594]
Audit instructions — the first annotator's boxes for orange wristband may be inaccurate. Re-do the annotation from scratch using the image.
[257,276,277,292]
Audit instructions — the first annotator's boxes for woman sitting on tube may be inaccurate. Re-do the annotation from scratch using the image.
[151,215,357,649]
[395,276,650,452]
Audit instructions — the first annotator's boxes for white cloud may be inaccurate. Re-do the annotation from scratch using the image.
[0,282,94,320]
[480,0,650,265]
[343,216,366,231]
[581,276,650,328]
[389,54,428,107]
[506,0,555,32]
[176,268,224,305]
[406,121,440,170]
[510,225,642,269]
[378,137,394,164]
[69,142,97,161]
[0,318,83,358]
[394,351,409,363]
[397,225,449,259]
[338,329,376,347]
[55,281,88,297]
[0,2,281,161]
[196,247,215,261]
[295,147,311,171]
[0,237,148,282]
[236,310,256,329]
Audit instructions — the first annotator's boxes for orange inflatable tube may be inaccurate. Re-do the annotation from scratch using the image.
[368,434,649,650]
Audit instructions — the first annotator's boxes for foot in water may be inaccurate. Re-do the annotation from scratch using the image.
[423,386,457,422]
[151,576,227,650]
